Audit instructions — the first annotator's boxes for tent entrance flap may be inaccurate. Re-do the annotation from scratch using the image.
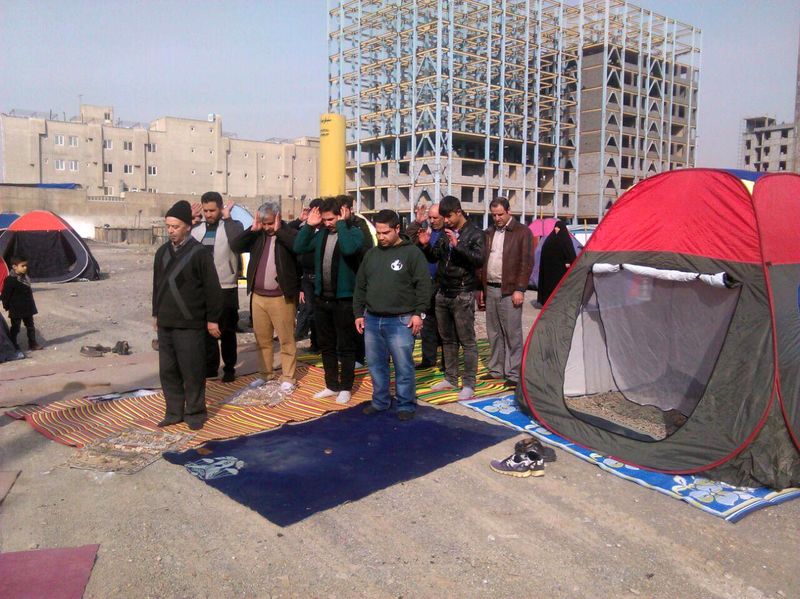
[564,267,741,439]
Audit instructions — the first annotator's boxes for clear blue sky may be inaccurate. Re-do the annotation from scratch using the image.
[1,0,798,167]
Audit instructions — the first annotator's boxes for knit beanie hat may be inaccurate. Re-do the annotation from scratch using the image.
[165,200,193,226]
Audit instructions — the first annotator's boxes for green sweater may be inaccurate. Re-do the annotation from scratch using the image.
[353,239,431,318]
[293,220,365,299]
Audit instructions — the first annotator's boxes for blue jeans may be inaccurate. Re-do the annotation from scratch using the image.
[364,312,417,413]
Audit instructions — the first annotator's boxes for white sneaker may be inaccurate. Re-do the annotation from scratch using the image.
[313,388,337,399]
[280,381,295,394]
[335,391,352,404]
[430,380,456,392]
[457,386,475,400]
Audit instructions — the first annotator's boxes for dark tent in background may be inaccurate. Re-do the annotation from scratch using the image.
[519,169,800,490]
[0,211,100,283]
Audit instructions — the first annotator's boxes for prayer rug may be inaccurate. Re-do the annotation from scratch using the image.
[164,404,515,526]
[66,427,194,474]
[7,364,372,451]
[464,395,800,522]
[299,338,506,405]
[0,544,99,599]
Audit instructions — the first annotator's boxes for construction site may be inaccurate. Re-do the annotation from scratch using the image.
[327,0,701,222]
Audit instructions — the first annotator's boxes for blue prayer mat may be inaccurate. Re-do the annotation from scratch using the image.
[464,395,800,522]
[164,404,515,526]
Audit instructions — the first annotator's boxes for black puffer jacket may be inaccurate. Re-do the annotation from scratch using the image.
[423,220,485,294]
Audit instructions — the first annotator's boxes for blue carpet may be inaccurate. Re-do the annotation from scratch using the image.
[464,395,800,522]
[164,404,515,526]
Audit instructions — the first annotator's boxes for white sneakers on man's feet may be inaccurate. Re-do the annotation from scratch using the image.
[430,380,456,392]
[336,391,352,404]
[457,387,475,400]
[313,388,337,399]
[280,381,296,394]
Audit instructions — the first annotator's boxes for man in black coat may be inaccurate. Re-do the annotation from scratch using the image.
[153,200,223,430]
[230,201,300,392]
[418,195,485,400]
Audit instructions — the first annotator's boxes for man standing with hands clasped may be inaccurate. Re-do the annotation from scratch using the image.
[354,210,430,421]
[153,200,222,431]
[478,197,533,389]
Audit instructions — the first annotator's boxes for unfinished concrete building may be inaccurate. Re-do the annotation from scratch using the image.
[328,0,700,223]
[739,116,797,174]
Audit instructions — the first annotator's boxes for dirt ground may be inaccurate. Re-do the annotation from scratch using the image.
[1,242,798,599]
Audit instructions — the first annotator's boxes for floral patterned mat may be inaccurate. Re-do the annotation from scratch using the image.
[464,395,800,522]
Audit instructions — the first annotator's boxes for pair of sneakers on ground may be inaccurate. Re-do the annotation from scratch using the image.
[430,379,475,401]
[312,387,351,404]
[490,437,557,478]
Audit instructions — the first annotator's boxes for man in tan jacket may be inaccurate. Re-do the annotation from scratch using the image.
[479,197,533,388]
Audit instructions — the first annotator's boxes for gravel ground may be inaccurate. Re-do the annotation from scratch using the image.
[1,242,798,599]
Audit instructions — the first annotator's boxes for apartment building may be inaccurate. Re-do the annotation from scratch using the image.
[739,116,797,174]
[0,104,320,200]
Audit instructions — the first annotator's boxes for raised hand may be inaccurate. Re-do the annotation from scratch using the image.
[339,204,352,222]
[306,207,322,227]
[222,201,232,220]
[191,202,202,225]
[445,228,458,247]
[415,203,428,223]
[418,227,431,246]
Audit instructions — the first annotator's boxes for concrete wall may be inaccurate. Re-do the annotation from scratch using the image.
[0,186,306,239]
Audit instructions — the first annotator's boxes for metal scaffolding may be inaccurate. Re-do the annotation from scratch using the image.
[327,0,700,223]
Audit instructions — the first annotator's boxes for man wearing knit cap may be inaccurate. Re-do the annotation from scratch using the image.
[153,200,223,430]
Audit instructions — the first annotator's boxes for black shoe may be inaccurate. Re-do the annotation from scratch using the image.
[186,419,206,431]
[415,361,435,370]
[397,411,415,421]
[29,342,44,351]
[157,417,183,427]
[362,405,385,416]
[221,371,236,383]
[515,437,557,463]
[480,373,502,381]
[504,379,517,389]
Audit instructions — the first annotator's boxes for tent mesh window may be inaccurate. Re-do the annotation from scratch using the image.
[563,267,740,441]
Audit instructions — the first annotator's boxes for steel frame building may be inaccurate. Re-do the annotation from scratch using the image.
[327,0,700,223]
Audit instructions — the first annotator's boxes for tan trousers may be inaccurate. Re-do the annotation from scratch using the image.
[251,293,297,383]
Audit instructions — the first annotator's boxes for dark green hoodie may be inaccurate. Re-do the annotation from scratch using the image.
[353,237,431,318]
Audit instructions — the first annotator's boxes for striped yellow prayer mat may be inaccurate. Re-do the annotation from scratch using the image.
[299,339,505,405]
[8,365,372,450]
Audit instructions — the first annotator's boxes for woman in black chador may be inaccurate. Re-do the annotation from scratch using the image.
[537,220,576,306]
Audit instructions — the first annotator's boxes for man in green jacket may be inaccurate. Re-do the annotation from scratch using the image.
[354,210,431,420]
[294,196,365,404]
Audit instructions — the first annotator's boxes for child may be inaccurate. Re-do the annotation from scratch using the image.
[1,256,42,351]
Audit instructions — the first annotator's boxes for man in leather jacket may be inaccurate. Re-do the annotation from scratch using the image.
[418,195,485,400]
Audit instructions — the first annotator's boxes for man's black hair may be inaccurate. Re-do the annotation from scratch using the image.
[335,194,354,209]
[9,255,27,266]
[439,195,462,217]
[320,197,341,215]
[308,198,323,210]
[490,196,510,212]
[200,191,223,208]
[374,209,400,229]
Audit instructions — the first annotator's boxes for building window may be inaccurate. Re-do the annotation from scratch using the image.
[103,139,113,150]
[123,164,133,174]
[54,135,65,146]
[104,163,113,173]
[562,194,570,208]
[147,165,157,175]
[104,186,114,195]
[69,160,79,172]
[69,135,79,147]
[104,112,111,121]
[145,143,157,153]
[123,141,133,151]
[54,159,66,170]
